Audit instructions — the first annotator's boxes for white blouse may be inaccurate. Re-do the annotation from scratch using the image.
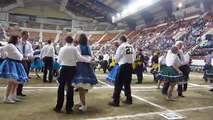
[159,55,166,65]
[165,50,181,67]
[0,44,23,61]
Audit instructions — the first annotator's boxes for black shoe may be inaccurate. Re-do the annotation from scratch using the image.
[17,93,26,97]
[209,89,213,92]
[122,100,132,105]
[53,107,61,113]
[66,110,73,114]
[135,82,142,84]
[178,95,185,97]
[75,88,79,92]
[108,101,119,107]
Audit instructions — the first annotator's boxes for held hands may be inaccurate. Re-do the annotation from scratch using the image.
[178,70,182,74]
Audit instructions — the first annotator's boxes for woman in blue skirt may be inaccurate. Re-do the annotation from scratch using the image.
[72,34,98,111]
[159,46,184,101]
[53,56,61,77]
[0,35,28,103]
[31,45,44,78]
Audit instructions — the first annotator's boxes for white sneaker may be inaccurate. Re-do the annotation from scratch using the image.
[3,97,15,104]
[165,96,176,101]
[11,96,21,102]
[79,105,87,112]
[75,102,82,107]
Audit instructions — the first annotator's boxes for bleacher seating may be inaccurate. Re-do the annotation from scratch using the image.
[43,32,57,41]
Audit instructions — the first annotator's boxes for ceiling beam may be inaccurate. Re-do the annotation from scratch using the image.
[88,0,117,14]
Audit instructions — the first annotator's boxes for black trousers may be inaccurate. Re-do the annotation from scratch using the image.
[178,65,190,95]
[17,60,31,95]
[135,64,143,83]
[55,66,76,112]
[113,63,133,104]
[43,57,53,83]
[103,61,108,73]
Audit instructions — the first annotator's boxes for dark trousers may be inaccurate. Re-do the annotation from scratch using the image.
[162,82,169,95]
[43,57,53,83]
[55,66,76,112]
[178,65,190,95]
[135,64,143,83]
[17,60,31,95]
[113,63,132,104]
[103,61,108,73]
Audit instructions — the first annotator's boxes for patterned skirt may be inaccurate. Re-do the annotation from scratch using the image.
[31,58,44,69]
[72,62,98,89]
[158,66,184,83]
[106,65,120,84]
[0,58,28,83]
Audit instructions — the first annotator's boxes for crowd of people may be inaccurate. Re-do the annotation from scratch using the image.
[0,10,212,115]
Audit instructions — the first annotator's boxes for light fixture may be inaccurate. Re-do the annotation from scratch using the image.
[178,2,182,8]
[112,0,158,23]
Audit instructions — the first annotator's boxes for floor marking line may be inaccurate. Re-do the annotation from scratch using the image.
[86,106,213,120]
[98,80,171,111]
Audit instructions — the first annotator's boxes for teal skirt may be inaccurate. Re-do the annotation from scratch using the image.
[160,65,166,71]
[158,66,184,83]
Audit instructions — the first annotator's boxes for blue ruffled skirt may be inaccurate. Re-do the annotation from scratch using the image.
[53,61,61,70]
[106,65,120,84]
[31,58,44,69]
[0,59,28,83]
[72,62,98,89]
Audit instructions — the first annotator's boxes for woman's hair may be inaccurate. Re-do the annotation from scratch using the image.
[171,46,179,54]
[8,35,19,45]
[47,40,52,44]
[65,36,73,43]
[34,45,40,50]
[79,34,88,46]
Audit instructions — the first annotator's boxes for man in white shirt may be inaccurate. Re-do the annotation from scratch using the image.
[16,31,33,96]
[53,36,90,114]
[103,52,109,73]
[108,35,134,107]
[41,40,55,83]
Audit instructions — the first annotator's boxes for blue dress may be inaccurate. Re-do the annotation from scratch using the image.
[72,45,98,89]
[53,59,61,70]
[0,58,28,83]
[30,50,44,69]
[106,65,120,84]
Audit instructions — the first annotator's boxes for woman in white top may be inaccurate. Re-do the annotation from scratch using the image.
[159,46,183,101]
[0,35,28,103]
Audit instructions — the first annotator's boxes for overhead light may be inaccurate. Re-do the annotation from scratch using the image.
[178,3,182,8]
[117,13,121,17]
[112,0,158,23]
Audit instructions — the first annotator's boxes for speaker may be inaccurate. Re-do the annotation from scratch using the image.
[205,34,212,40]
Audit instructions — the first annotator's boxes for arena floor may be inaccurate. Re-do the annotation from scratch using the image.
[0,71,212,120]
